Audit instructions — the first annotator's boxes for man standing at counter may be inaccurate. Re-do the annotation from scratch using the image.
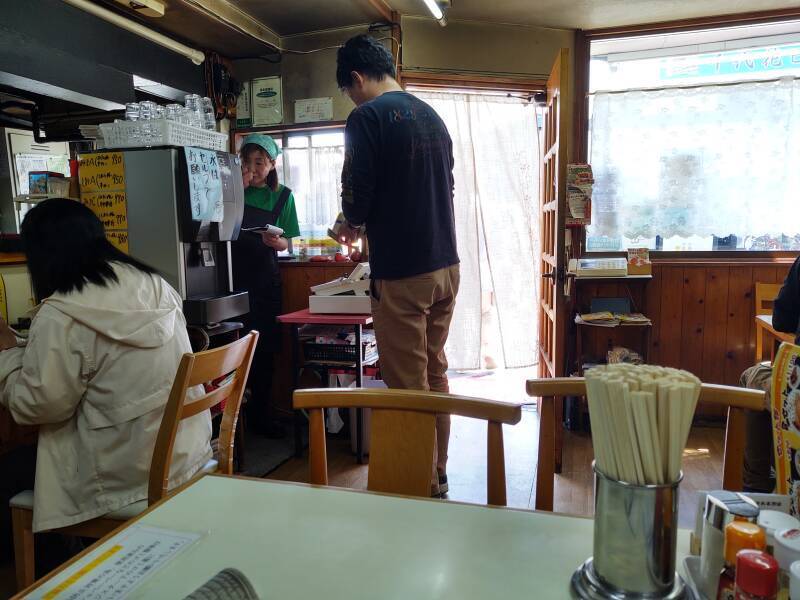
[337,34,460,496]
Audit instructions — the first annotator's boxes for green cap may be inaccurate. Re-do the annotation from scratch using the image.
[241,133,282,160]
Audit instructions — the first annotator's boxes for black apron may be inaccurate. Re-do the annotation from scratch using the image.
[232,186,291,352]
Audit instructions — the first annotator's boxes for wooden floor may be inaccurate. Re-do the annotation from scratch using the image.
[269,369,725,528]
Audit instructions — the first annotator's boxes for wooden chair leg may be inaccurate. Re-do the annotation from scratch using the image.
[308,408,328,485]
[235,412,246,472]
[487,422,507,506]
[535,395,555,511]
[755,327,763,364]
[554,396,564,474]
[722,406,746,491]
[12,507,35,591]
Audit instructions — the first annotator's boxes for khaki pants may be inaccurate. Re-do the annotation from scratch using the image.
[371,264,460,483]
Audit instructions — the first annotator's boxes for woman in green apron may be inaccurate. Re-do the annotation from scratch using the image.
[233,134,300,438]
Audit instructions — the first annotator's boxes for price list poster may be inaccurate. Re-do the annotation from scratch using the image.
[78,152,129,253]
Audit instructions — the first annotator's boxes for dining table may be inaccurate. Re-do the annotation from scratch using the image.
[15,473,692,599]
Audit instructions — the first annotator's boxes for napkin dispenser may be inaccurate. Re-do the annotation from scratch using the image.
[309,263,371,314]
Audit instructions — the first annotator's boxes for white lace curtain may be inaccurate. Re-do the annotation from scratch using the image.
[590,77,800,243]
[415,91,540,369]
[284,144,345,238]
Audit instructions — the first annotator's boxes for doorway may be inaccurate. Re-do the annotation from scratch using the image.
[409,89,541,375]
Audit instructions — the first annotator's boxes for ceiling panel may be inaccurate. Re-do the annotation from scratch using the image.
[231,0,386,35]
[390,0,800,30]
[95,0,271,58]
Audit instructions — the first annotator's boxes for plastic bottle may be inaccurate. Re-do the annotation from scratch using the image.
[775,529,800,600]
[735,549,778,600]
[718,521,767,600]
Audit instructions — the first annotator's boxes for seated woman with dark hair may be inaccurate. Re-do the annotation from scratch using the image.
[0,198,211,534]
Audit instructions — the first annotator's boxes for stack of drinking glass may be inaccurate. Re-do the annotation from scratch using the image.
[100,94,225,150]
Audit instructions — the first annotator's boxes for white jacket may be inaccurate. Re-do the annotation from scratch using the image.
[0,263,212,532]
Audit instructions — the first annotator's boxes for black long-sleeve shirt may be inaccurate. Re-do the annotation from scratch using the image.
[341,91,459,280]
[773,256,800,343]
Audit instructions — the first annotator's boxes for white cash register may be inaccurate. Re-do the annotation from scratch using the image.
[308,263,371,314]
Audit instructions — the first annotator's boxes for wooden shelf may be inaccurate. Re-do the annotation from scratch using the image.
[575,322,652,328]
[570,274,653,281]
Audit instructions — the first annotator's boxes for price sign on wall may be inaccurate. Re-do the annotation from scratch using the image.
[78,152,129,253]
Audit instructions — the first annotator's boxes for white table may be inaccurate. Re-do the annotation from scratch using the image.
[21,474,691,599]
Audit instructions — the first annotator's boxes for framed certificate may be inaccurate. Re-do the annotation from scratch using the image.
[251,76,283,126]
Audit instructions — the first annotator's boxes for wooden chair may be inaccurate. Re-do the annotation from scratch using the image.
[293,388,522,506]
[755,282,784,362]
[11,331,258,590]
[526,377,765,512]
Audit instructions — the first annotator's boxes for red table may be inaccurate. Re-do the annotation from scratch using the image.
[277,309,375,463]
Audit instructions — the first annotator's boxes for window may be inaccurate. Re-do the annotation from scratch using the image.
[587,22,800,252]
[237,127,345,255]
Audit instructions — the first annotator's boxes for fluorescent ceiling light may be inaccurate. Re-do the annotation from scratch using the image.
[422,0,443,20]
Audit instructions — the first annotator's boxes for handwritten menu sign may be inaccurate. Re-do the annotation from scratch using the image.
[184,147,223,223]
[79,152,129,253]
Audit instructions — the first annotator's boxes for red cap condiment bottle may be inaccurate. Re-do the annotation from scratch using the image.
[735,549,779,600]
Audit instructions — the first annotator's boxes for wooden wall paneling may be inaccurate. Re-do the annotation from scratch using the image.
[680,267,707,373]
[644,268,663,365]
[724,266,755,386]
[702,267,731,384]
[659,267,685,368]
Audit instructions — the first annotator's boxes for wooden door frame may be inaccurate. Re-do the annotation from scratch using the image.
[534,49,571,511]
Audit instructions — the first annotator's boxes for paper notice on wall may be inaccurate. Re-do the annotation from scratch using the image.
[251,76,283,126]
[27,524,202,600]
[184,147,224,223]
[78,152,129,253]
[295,97,334,123]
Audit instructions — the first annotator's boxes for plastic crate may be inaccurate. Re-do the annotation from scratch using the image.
[99,120,227,152]
[303,342,376,363]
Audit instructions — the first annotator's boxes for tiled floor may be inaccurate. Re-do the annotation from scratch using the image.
[269,367,725,528]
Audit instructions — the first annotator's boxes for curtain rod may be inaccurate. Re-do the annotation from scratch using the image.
[588,74,800,96]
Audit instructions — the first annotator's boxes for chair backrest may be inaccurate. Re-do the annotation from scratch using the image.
[755,282,783,316]
[293,388,522,506]
[149,331,259,504]
[526,376,765,511]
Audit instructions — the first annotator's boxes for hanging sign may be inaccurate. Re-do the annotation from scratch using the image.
[236,80,252,129]
[184,147,224,222]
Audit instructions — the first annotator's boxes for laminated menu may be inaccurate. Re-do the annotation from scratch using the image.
[772,342,800,515]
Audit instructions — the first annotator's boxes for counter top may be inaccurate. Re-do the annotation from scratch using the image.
[0,253,26,265]
[279,258,356,268]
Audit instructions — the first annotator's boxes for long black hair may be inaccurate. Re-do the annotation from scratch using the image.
[20,198,156,301]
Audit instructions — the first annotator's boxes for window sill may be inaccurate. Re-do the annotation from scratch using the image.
[582,250,799,266]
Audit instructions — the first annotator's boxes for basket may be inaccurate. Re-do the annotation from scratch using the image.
[99,120,228,152]
[303,342,376,363]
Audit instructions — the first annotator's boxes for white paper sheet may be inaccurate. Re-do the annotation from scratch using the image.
[26,525,201,600]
